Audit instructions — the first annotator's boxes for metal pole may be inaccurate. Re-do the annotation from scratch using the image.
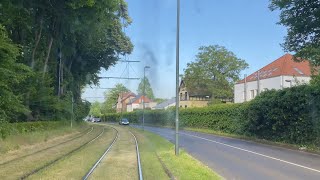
[244,74,247,102]
[175,0,180,156]
[257,70,260,96]
[143,68,146,131]
[71,92,74,128]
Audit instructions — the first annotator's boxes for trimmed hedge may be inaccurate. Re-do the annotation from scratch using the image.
[244,85,320,145]
[0,121,67,139]
[102,84,320,146]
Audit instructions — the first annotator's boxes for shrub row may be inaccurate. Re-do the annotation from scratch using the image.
[103,84,320,146]
[0,121,67,139]
[243,85,320,145]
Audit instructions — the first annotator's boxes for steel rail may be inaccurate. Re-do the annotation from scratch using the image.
[19,127,104,180]
[82,126,119,180]
[130,131,143,180]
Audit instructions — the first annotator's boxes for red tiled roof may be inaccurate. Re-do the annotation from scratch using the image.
[119,92,136,102]
[127,95,152,105]
[237,54,312,84]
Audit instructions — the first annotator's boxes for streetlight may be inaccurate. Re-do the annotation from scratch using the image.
[175,0,180,156]
[285,79,292,87]
[143,66,150,131]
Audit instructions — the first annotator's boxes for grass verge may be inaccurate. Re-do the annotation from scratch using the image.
[30,126,116,179]
[0,122,89,154]
[0,125,102,179]
[130,128,221,180]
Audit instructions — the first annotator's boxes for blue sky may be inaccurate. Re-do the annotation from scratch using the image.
[82,0,287,102]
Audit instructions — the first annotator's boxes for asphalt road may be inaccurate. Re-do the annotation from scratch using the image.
[132,125,320,180]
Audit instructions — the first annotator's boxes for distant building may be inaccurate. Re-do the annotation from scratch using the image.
[126,95,157,112]
[152,98,176,110]
[179,80,210,108]
[116,92,136,113]
[234,54,312,103]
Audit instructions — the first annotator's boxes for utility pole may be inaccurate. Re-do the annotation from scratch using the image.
[175,0,180,156]
[244,74,247,102]
[143,66,150,131]
[71,92,74,128]
[257,70,260,96]
[57,48,62,96]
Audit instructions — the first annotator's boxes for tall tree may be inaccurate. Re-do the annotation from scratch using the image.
[0,24,31,121]
[101,83,129,114]
[89,101,102,117]
[0,0,133,121]
[137,77,155,99]
[270,0,320,66]
[184,45,248,100]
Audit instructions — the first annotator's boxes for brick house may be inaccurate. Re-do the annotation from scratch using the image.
[116,92,136,113]
[126,95,157,112]
[179,80,211,108]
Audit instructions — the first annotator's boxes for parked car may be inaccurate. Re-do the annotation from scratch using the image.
[91,117,101,122]
[119,118,129,125]
[94,117,101,122]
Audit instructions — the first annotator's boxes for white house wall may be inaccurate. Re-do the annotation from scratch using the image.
[234,75,310,103]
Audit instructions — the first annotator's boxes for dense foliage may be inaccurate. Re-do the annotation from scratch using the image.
[270,0,320,66]
[244,85,320,145]
[101,83,129,114]
[183,45,248,100]
[0,0,132,122]
[0,121,67,139]
[137,77,155,99]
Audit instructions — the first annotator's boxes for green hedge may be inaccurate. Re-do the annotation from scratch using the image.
[244,85,320,145]
[0,121,67,139]
[102,84,320,146]
[179,104,248,134]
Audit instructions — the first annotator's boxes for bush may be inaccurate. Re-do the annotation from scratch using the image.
[179,104,248,134]
[0,121,67,139]
[244,85,320,145]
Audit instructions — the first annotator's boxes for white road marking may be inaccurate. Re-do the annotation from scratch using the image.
[180,132,320,173]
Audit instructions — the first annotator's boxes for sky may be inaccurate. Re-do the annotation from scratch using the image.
[82,0,288,102]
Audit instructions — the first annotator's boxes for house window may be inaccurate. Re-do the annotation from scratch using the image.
[185,92,188,100]
[180,93,182,100]
[250,90,255,99]
[185,105,187,108]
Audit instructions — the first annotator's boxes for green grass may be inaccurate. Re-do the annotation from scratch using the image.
[0,125,102,179]
[130,128,222,180]
[30,126,116,179]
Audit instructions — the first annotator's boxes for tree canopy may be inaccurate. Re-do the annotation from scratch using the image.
[183,45,248,100]
[270,0,320,66]
[137,77,155,99]
[101,83,129,114]
[0,0,132,122]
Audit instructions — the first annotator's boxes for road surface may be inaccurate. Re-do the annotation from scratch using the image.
[132,125,320,180]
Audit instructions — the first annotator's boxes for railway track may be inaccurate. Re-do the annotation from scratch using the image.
[83,126,143,180]
[19,127,105,180]
[0,127,94,166]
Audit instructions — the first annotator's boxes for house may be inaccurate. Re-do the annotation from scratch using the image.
[126,95,157,112]
[179,80,210,108]
[116,92,136,113]
[152,98,176,110]
[234,54,312,103]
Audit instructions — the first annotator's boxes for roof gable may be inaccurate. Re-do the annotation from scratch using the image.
[119,92,136,102]
[127,95,152,105]
[238,54,312,84]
